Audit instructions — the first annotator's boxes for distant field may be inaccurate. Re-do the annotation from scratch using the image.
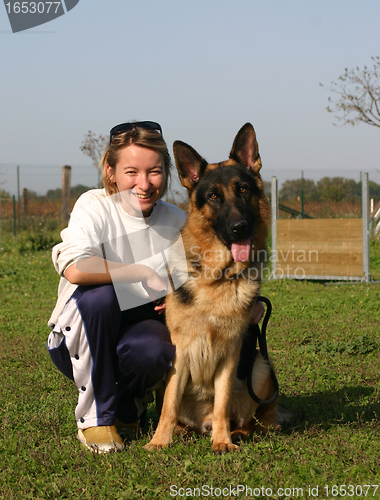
[279,200,362,219]
[0,198,365,221]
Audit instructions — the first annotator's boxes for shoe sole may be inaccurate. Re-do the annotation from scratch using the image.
[77,429,124,454]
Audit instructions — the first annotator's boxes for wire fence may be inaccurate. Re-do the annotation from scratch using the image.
[1,163,380,198]
[1,164,379,241]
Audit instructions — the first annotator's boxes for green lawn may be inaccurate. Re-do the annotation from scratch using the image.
[0,234,379,499]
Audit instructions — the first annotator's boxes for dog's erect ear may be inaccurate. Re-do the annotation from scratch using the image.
[173,140,208,190]
[229,123,262,174]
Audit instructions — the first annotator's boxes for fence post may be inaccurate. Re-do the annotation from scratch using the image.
[61,165,71,224]
[362,173,370,283]
[271,176,278,279]
[17,165,21,231]
[13,195,16,236]
[22,188,28,216]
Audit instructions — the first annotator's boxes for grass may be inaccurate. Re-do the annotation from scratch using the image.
[1,231,380,499]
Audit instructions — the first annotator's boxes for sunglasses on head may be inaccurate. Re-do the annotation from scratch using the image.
[109,121,162,142]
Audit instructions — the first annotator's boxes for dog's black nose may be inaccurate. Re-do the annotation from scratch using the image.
[231,220,248,234]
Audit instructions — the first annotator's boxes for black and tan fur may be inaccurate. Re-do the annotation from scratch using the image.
[145,123,279,454]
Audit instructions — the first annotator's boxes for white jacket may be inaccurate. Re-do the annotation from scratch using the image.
[48,189,187,328]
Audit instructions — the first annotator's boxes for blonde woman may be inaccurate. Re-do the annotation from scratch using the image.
[47,121,187,453]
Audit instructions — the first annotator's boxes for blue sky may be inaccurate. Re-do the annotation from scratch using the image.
[1,0,379,196]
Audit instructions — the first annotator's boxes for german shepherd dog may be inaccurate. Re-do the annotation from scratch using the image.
[145,123,279,454]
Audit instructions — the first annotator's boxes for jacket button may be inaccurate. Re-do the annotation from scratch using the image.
[80,418,85,423]
[65,326,71,331]
[75,354,79,360]
[81,386,86,391]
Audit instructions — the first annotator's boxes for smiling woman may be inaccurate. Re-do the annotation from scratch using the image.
[107,144,165,217]
[100,122,171,200]
[46,120,187,454]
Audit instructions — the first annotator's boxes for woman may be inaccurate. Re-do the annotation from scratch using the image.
[47,121,187,453]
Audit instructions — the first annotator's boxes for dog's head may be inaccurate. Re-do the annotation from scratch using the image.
[173,123,270,261]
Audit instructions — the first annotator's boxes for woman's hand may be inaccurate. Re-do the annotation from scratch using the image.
[142,268,168,315]
[144,269,167,295]
[153,299,166,315]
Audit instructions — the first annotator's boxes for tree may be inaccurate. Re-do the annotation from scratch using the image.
[368,180,380,200]
[46,184,94,201]
[0,189,10,199]
[278,176,380,203]
[316,177,356,202]
[279,178,317,201]
[320,56,380,128]
[80,131,108,183]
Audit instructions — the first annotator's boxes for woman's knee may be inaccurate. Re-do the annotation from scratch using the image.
[73,284,120,319]
[117,320,175,376]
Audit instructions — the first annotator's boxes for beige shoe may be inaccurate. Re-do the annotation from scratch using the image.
[78,425,124,454]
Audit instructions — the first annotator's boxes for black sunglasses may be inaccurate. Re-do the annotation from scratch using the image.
[109,121,162,142]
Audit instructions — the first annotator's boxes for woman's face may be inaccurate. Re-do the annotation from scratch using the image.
[107,144,165,217]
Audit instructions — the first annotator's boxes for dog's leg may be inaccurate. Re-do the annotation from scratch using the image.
[144,355,190,451]
[211,352,241,454]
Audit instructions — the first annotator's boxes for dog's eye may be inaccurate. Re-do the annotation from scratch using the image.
[240,186,248,194]
[209,193,218,200]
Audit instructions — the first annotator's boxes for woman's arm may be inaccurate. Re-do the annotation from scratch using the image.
[64,256,166,293]
[64,256,111,285]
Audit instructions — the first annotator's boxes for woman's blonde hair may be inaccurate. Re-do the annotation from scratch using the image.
[100,123,172,197]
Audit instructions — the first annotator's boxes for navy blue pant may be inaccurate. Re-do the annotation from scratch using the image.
[49,284,175,425]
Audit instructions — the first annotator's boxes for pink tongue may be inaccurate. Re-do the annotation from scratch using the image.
[231,238,251,262]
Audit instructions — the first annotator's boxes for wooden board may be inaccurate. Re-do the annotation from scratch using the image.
[275,219,363,278]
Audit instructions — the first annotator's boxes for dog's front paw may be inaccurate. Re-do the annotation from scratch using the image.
[212,442,240,455]
[144,440,171,452]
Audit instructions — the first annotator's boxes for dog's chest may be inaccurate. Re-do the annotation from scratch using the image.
[185,330,235,393]
[190,268,260,314]
[180,315,244,392]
